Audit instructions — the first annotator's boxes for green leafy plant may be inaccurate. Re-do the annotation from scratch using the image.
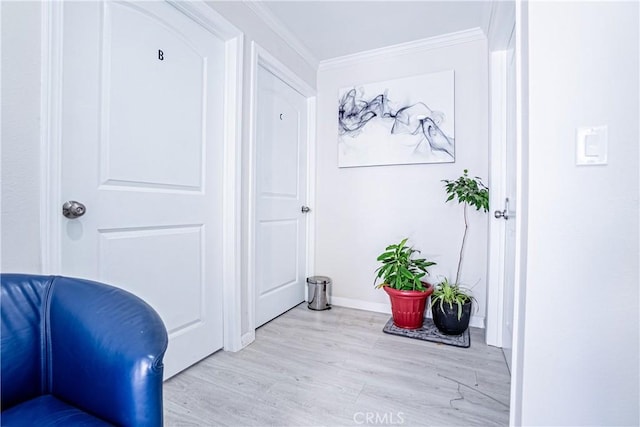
[374,238,436,291]
[442,169,489,285]
[431,277,475,320]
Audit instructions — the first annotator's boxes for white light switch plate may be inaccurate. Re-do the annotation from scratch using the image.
[576,125,608,165]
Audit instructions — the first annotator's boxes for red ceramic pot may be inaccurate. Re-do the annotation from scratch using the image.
[384,283,434,329]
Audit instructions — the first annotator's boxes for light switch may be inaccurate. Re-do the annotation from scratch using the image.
[584,133,600,157]
[576,125,608,165]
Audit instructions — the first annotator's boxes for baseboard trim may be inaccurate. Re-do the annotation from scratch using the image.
[331,296,391,314]
[240,331,255,348]
[331,296,485,329]
[469,315,485,329]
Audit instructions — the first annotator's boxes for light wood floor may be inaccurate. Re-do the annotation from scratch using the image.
[163,304,510,426]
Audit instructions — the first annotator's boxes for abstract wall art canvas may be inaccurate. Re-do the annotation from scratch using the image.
[338,70,455,168]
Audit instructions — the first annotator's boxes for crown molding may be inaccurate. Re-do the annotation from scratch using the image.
[169,0,242,40]
[319,27,486,72]
[244,1,319,69]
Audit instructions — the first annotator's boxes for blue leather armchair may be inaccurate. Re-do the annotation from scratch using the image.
[1,274,168,426]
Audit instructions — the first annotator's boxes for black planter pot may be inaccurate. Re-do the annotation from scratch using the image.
[432,299,472,335]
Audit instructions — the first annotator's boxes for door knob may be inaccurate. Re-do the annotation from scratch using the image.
[301,206,311,213]
[62,201,86,219]
[494,209,508,220]
[494,197,510,220]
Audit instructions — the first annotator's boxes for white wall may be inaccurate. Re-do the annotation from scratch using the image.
[1,1,42,273]
[315,34,489,326]
[519,2,639,425]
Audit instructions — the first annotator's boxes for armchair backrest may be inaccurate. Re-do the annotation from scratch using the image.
[1,274,53,409]
[1,274,168,425]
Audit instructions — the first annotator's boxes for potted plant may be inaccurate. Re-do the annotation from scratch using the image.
[431,278,475,335]
[432,169,489,335]
[374,238,436,329]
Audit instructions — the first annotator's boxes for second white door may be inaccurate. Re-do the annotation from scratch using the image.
[255,65,309,327]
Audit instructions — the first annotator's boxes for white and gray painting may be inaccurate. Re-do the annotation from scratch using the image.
[338,70,455,167]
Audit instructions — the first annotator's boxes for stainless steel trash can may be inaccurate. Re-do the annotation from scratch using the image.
[307,276,331,311]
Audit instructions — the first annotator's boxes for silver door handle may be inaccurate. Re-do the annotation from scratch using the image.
[494,197,510,220]
[494,209,508,220]
[62,200,86,219]
[301,206,311,213]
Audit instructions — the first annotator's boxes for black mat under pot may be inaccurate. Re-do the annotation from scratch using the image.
[382,317,470,348]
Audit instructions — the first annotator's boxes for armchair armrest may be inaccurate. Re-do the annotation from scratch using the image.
[47,277,168,426]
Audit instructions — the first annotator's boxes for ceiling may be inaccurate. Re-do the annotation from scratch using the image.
[254,1,493,64]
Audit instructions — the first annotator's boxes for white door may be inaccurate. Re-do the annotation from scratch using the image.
[59,1,225,378]
[500,31,517,371]
[255,65,308,327]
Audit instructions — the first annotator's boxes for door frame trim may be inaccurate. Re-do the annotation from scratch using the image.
[245,42,316,346]
[39,0,245,352]
[486,48,508,348]
[509,2,529,422]
[40,0,64,276]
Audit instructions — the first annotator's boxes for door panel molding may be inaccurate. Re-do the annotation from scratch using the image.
[97,224,206,334]
[100,1,208,191]
[40,0,244,357]
[246,42,316,345]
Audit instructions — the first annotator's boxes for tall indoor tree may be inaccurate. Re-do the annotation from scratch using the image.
[442,169,490,285]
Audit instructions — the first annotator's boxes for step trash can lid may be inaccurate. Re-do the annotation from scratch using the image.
[306,276,331,284]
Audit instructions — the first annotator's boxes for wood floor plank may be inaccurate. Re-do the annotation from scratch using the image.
[164,305,510,426]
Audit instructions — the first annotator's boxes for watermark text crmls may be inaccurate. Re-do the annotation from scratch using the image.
[353,411,405,425]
